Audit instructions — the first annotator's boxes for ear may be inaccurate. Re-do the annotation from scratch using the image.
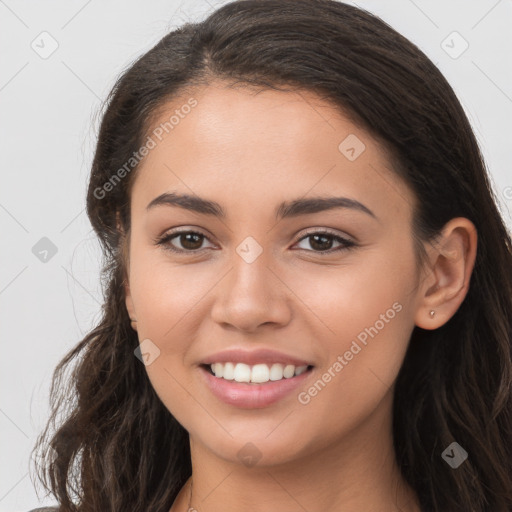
[414,217,477,330]
[117,211,137,332]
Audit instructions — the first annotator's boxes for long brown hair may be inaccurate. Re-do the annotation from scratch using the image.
[31,1,512,510]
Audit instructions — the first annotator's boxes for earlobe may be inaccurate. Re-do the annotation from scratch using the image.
[414,217,477,330]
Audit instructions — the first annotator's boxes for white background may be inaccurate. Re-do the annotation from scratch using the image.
[1,0,511,510]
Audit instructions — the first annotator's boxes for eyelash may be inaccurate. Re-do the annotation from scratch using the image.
[155,228,357,256]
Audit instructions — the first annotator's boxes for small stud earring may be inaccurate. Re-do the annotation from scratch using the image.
[429,310,435,318]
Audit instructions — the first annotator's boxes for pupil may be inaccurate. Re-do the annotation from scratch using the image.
[310,234,332,251]
[182,233,202,249]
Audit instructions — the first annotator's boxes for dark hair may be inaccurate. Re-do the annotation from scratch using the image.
[31,0,512,510]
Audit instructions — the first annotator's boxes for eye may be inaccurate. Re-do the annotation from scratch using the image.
[293,230,356,255]
[155,230,214,253]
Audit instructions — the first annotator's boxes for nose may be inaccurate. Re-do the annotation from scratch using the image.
[209,251,292,333]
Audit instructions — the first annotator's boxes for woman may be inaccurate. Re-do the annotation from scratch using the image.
[30,0,512,511]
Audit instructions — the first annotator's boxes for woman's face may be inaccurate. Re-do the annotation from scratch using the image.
[124,83,424,466]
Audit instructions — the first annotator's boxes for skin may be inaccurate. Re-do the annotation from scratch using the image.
[123,81,477,512]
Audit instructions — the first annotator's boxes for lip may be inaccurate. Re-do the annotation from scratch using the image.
[199,364,314,409]
[199,348,313,367]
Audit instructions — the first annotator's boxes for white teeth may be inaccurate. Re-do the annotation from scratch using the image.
[269,364,284,381]
[250,364,269,383]
[283,364,295,378]
[208,362,310,383]
[211,363,223,378]
[294,365,308,376]
[234,363,251,382]
[222,362,235,380]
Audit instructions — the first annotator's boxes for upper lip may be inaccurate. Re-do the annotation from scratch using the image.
[200,348,313,367]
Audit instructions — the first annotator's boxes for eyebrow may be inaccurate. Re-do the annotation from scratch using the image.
[146,192,377,220]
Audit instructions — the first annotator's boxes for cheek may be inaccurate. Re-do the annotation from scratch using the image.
[128,256,209,425]
[288,248,416,411]
[288,247,415,344]
[128,250,223,409]
[291,297,413,444]
[129,252,213,341]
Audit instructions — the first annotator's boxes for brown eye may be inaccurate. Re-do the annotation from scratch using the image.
[294,231,356,255]
[176,232,204,250]
[156,230,214,253]
[308,233,335,251]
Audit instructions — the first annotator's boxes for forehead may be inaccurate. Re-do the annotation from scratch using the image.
[131,83,414,223]
[145,84,370,164]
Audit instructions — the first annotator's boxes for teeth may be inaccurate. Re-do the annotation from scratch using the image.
[209,362,309,383]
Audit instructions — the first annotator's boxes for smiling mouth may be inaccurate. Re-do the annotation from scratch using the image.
[200,362,315,384]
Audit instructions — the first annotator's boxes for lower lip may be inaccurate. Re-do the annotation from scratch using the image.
[199,365,314,409]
